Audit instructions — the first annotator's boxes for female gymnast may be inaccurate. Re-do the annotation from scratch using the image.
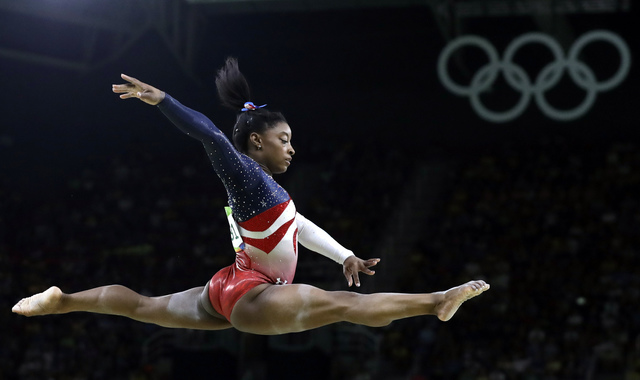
[12,58,489,335]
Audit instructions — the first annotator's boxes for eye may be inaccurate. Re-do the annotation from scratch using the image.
[280,139,289,144]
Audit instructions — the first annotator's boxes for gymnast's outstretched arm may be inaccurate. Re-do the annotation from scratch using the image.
[113,74,256,188]
[113,74,235,150]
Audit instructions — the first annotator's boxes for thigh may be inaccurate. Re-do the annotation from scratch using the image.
[143,286,233,330]
[229,283,357,335]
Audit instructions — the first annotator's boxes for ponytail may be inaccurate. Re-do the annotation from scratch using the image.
[215,58,287,154]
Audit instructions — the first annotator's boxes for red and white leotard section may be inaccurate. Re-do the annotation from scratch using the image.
[236,198,299,285]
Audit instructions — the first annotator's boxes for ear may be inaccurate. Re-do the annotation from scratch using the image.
[249,132,262,150]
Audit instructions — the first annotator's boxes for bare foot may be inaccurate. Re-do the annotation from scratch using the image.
[12,286,63,316]
[434,280,490,322]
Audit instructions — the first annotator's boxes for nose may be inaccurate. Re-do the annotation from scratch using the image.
[289,145,295,156]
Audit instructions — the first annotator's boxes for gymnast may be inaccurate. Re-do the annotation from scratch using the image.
[12,58,489,334]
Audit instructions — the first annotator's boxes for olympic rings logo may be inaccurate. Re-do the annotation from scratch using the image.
[438,30,631,123]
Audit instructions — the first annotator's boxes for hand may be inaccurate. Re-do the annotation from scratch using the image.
[343,256,380,287]
[112,74,165,106]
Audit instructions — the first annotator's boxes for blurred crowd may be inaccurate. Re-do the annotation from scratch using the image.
[2,135,640,379]
[387,137,640,380]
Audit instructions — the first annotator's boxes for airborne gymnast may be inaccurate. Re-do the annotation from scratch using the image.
[12,58,489,334]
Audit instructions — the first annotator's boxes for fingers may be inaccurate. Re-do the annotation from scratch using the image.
[118,92,138,99]
[362,267,375,276]
[112,74,141,95]
[112,83,139,97]
[351,270,361,287]
[121,73,140,85]
[365,258,381,268]
[112,84,132,94]
[361,258,380,276]
[344,269,359,287]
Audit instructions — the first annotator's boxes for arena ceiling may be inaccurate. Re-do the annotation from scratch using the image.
[3,0,628,80]
[0,0,434,78]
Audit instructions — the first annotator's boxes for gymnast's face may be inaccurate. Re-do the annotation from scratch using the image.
[250,122,295,175]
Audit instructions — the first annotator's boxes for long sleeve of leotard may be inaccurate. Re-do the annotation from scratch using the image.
[156,94,261,194]
[157,94,229,146]
[297,212,355,264]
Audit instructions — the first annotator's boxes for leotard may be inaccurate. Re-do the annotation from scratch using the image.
[158,94,353,321]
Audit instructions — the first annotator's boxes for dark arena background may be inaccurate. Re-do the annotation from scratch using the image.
[1,0,639,379]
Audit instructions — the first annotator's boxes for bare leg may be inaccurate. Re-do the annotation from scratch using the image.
[230,280,489,335]
[12,284,232,331]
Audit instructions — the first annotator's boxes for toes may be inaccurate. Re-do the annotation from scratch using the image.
[12,299,25,314]
[469,280,489,292]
